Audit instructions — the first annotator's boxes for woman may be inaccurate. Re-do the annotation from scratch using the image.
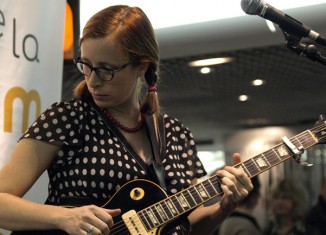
[263,179,306,235]
[0,5,252,235]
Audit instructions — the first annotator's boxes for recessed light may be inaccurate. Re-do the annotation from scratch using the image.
[188,57,233,67]
[239,95,249,101]
[252,79,265,86]
[200,67,211,74]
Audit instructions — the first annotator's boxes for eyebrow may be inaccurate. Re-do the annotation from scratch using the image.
[80,58,117,68]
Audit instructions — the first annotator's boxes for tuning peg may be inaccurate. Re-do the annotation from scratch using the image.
[319,114,325,121]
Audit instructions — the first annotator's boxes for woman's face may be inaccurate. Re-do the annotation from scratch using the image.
[272,194,294,217]
[80,37,147,110]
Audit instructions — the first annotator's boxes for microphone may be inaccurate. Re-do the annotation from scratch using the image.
[241,0,326,46]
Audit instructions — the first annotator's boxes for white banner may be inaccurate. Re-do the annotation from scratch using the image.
[0,1,65,234]
[0,0,66,168]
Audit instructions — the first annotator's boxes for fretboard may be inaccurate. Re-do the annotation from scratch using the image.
[137,128,319,231]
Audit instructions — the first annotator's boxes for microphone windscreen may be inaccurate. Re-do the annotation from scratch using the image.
[241,0,263,15]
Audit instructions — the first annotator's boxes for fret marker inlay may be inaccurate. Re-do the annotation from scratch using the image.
[197,184,208,198]
[256,157,268,168]
[277,145,289,157]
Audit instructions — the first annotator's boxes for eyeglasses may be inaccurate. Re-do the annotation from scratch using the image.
[73,57,130,81]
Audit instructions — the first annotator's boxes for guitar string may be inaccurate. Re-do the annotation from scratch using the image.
[113,139,302,233]
[110,220,132,235]
[107,126,324,234]
[235,130,314,176]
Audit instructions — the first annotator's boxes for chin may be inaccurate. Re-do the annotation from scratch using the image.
[93,99,113,109]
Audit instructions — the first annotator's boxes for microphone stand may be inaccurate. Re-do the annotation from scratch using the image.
[282,31,326,66]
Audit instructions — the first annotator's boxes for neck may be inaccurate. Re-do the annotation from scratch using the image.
[101,105,144,133]
[277,216,294,227]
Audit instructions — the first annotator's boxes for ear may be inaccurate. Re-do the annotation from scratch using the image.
[137,62,150,77]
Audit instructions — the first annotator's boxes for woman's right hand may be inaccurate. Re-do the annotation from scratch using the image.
[59,205,121,235]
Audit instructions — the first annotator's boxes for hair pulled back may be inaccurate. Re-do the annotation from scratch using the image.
[73,5,160,115]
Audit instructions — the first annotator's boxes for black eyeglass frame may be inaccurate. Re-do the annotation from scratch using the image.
[73,57,131,81]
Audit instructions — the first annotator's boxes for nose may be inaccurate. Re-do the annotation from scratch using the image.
[86,71,102,87]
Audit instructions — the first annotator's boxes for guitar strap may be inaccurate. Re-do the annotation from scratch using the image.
[89,100,166,191]
[145,113,167,191]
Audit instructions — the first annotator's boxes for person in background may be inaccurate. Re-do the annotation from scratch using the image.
[263,179,306,235]
[0,5,253,235]
[218,176,262,235]
[305,179,326,235]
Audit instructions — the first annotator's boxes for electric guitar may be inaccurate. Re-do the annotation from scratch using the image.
[12,120,326,235]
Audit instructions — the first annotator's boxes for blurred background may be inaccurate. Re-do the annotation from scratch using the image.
[61,0,326,230]
[1,1,324,234]
[60,1,326,229]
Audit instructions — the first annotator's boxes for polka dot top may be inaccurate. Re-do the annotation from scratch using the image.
[21,99,207,207]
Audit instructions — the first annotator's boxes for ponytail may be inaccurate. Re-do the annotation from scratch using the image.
[140,63,160,115]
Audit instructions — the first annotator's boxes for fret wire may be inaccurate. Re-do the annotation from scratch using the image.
[194,185,205,202]
[271,148,283,161]
[160,201,173,220]
[208,179,218,195]
[249,160,260,175]
[296,131,316,147]
[270,149,283,164]
[178,193,191,209]
[143,208,155,229]
[241,162,256,176]
[148,207,161,226]
[171,195,185,213]
[165,198,179,217]
[248,160,260,175]
[253,155,269,173]
[202,180,217,197]
[242,161,257,176]
[135,126,323,231]
[190,185,205,204]
[138,210,152,230]
[152,206,164,225]
[200,182,210,198]
[240,162,251,176]
[210,177,227,193]
[243,158,263,175]
[292,136,303,149]
[300,131,316,147]
[259,150,277,167]
[185,189,197,207]
[156,203,169,222]
[215,175,223,193]
[261,153,272,166]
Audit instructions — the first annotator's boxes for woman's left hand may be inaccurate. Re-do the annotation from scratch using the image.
[216,153,253,213]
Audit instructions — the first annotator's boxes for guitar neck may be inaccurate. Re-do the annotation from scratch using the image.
[137,127,320,231]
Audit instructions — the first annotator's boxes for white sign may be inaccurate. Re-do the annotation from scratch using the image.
[0,0,65,168]
[0,1,65,233]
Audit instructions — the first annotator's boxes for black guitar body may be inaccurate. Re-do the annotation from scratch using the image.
[12,179,184,235]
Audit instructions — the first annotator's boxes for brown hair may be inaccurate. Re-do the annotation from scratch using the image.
[73,5,160,115]
[270,179,306,222]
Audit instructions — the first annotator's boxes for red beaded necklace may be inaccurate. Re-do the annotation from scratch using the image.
[101,108,144,133]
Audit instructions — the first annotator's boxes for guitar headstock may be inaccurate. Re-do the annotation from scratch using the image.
[312,114,326,144]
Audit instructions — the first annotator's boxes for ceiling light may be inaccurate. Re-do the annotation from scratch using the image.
[188,57,233,67]
[200,67,211,74]
[252,79,265,86]
[239,95,249,102]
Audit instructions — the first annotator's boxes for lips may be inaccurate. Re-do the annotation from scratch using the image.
[92,93,108,100]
